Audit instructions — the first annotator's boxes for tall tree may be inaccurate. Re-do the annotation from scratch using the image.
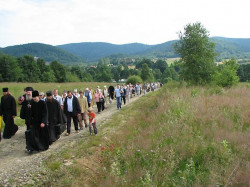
[50,61,67,82]
[141,63,154,82]
[0,54,22,82]
[174,22,216,85]
[154,59,167,73]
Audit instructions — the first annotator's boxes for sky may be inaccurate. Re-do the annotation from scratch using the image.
[0,0,250,47]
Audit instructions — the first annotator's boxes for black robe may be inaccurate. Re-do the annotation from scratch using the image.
[46,99,63,144]
[108,86,114,99]
[26,100,49,151]
[0,94,18,139]
[20,95,33,130]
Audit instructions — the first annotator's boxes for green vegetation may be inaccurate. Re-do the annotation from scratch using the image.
[39,82,250,186]
[126,75,142,85]
[2,43,82,64]
[174,22,216,85]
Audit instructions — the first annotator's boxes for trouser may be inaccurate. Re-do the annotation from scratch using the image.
[116,97,121,109]
[3,115,18,139]
[66,112,79,133]
[128,93,130,102]
[96,102,102,112]
[122,96,126,105]
[101,100,105,110]
[89,122,97,135]
[78,112,88,128]
[88,102,91,108]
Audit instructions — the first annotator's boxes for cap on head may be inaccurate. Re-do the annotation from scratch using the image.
[46,91,52,97]
[32,90,39,97]
[74,89,77,92]
[2,88,8,92]
[26,87,33,92]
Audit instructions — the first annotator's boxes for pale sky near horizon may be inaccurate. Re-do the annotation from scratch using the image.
[0,0,250,47]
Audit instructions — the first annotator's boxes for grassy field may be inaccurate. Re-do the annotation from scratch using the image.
[39,82,250,186]
[0,82,114,126]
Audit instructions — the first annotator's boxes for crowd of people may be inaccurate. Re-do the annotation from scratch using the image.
[0,82,162,154]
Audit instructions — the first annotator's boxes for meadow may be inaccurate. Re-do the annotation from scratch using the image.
[40,82,250,186]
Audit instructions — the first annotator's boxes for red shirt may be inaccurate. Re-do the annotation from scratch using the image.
[88,112,96,123]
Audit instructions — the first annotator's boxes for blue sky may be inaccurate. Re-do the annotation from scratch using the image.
[0,0,250,47]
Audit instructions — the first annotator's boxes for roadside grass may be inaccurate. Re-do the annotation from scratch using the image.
[41,82,249,186]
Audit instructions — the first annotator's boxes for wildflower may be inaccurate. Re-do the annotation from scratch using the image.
[150,150,154,153]
[137,149,140,152]
[162,159,166,162]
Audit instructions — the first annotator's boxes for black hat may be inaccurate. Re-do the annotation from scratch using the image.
[26,87,33,91]
[32,90,39,97]
[2,88,8,92]
[46,91,52,97]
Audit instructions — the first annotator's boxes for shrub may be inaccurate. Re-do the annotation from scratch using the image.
[126,75,143,84]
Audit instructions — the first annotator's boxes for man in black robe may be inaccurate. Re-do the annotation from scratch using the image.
[45,91,63,144]
[108,84,114,100]
[20,87,33,130]
[25,90,49,154]
[0,88,18,139]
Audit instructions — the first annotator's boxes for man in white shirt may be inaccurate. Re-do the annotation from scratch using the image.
[53,89,63,109]
[73,89,80,98]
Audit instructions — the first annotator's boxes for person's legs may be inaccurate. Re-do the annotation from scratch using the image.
[83,112,88,128]
[66,113,72,134]
[93,123,97,134]
[97,102,101,113]
[72,115,79,131]
[78,113,83,129]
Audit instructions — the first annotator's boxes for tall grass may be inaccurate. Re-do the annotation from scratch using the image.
[41,83,249,186]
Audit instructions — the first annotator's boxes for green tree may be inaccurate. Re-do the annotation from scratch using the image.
[37,58,56,82]
[174,22,216,85]
[213,58,239,87]
[126,75,142,85]
[141,63,154,82]
[50,61,67,82]
[0,54,22,82]
[17,55,41,82]
[154,59,167,73]
[95,63,112,82]
[153,69,162,81]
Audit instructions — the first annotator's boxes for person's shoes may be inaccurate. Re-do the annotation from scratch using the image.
[85,125,88,128]
[65,132,70,136]
[76,130,79,133]
[25,149,33,154]
[80,127,83,130]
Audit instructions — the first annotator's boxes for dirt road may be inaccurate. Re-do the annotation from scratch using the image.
[0,94,143,186]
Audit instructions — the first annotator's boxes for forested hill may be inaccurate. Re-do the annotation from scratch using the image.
[57,37,250,62]
[2,37,250,64]
[1,43,82,64]
[57,42,153,62]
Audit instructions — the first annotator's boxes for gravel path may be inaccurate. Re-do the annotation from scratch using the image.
[0,94,144,186]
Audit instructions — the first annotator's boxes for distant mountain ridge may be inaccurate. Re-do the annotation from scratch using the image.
[1,43,82,64]
[1,37,250,64]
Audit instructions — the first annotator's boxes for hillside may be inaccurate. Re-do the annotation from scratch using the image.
[57,42,153,62]
[1,43,83,64]
[57,37,250,62]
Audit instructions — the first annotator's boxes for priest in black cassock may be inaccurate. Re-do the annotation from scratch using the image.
[0,88,18,139]
[45,91,63,144]
[25,90,50,154]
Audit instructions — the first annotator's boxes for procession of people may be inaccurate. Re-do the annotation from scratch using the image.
[0,83,161,154]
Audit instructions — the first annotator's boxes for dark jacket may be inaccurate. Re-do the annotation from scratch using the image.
[63,95,81,116]
[0,94,17,116]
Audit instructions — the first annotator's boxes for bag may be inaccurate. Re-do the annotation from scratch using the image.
[55,124,66,135]
[99,98,104,103]
[0,116,2,131]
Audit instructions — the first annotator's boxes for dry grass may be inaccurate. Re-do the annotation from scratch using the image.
[41,83,250,186]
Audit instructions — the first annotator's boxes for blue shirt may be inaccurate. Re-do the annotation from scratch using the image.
[67,97,73,112]
[114,88,121,97]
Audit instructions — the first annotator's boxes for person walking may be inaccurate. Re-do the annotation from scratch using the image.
[84,88,92,108]
[78,90,88,129]
[87,107,97,135]
[94,89,104,114]
[63,91,81,136]
[25,90,49,154]
[114,84,122,110]
[20,87,33,130]
[0,88,18,139]
[45,91,63,144]
[103,86,109,108]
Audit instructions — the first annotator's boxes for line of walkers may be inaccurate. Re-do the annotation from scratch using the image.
[0,82,162,154]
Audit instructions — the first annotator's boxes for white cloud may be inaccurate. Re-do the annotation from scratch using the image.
[0,0,250,47]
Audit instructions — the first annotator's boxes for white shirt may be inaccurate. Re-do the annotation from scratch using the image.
[67,97,73,112]
[53,95,63,106]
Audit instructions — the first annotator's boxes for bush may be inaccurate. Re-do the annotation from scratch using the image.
[126,75,143,85]
[213,58,239,87]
